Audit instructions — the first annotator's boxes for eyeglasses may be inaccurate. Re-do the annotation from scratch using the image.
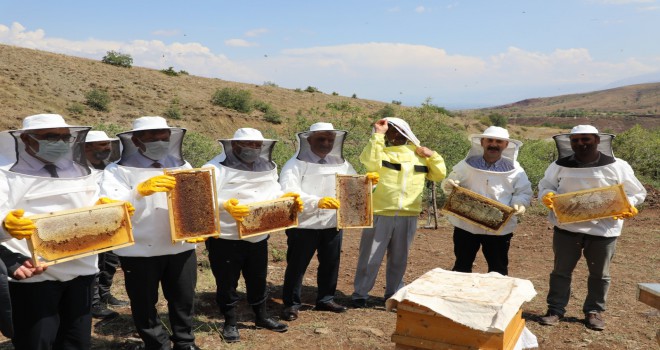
[28,133,75,143]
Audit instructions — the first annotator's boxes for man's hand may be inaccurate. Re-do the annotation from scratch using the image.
[513,204,526,216]
[224,199,250,222]
[415,146,434,158]
[137,175,176,196]
[96,197,136,216]
[365,172,380,185]
[12,259,46,280]
[3,209,36,240]
[613,206,638,220]
[441,179,460,195]
[318,197,340,209]
[373,119,388,134]
[281,192,304,213]
[542,192,555,209]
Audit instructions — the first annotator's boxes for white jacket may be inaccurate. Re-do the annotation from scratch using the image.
[279,158,356,229]
[204,155,284,243]
[0,170,100,282]
[538,158,646,237]
[442,160,532,235]
[99,163,196,257]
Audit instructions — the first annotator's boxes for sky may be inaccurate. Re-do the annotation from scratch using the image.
[1,0,659,109]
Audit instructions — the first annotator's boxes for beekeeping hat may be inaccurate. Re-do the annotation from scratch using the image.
[466,126,522,164]
[85,130,118,143]
[2,113,91,173]
[296,122,347,164]
[218,128,277,171]
[117,116,186,166]
[383,117,420,146]
[552,125,615,159]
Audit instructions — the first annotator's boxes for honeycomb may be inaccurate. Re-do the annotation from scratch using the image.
[336,174,373,229]
[239,197,298,239]
[168,169,219,240]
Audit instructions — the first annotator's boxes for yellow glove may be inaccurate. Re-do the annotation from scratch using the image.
[365,172,380,185]
[281,192,304,213]
[137,175,176,196]
[3,209,36,240]
[513,204,526,216]
[224,198,250,222]
[441,179,460,194]
[613,206,638,220]
[96,197,136,216]
[542,192,555,209]
[318,197,340,209]
[186,237,208,243]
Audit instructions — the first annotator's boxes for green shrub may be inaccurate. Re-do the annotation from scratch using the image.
[305,86,320,93]
[66,102,85,116]
[182,131,222,168]
[263,81,278,87]
[160,67,179,76]
[178,70,189,75]
[517,139,557,190]
[101,51,133,68]
[331,92,339,96]
[163,99,182,120]
[211,88,253,113]
[488,113,508,127]
[613,124,660,187]
[351,93,357,98]
[392,100,402,105]
[372,105,397,119]
[85,89,111,112]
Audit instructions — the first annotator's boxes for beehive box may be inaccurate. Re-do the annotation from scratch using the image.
[336,174,373,229]
[238,197,298,239]
[441,186,515,234]
[166,168,220,243]
[552,184,634,224]
[27,202,134,267]
[391,301,525,350]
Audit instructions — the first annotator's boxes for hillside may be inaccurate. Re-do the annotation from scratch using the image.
[0,44,390,138]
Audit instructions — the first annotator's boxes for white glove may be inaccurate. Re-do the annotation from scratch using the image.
[441,179,460,194]
[513,204,526,215]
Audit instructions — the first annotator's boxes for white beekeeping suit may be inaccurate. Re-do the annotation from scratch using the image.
[279,122,356,229]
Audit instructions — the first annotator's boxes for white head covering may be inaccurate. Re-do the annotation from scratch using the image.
[18,113,89,132]
[218,128,277,170]
[553,124,615,159]
[295,122,347,164]
[466,126,522,162]
[85,130,118,143]
[117,116,186,166]
[384,117,420,146]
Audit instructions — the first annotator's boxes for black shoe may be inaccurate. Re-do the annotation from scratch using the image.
[351,299,367,308]
[92,304,119,320]
[222,323,240,343]
[315,301,347,313]
[174,345,202,350]
[103,295,129,307]
[282,305,300,321]
[255,317,288,332]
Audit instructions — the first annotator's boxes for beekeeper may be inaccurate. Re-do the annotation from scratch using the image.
[279,122,379,321]
[537,125,646,331]
[100,116,201,350]
[0,114,111,349]
[84,130,120,171]
[440,126,532,276]
[203,128,302,343]
[352,117,446,308]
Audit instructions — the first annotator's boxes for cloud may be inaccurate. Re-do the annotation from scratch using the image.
[245,28,268,37]
[415,6,427,13]
[152,29,181,37]
[224,38,258,47]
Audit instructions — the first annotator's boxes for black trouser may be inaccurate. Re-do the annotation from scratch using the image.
[451,227,513,276]
[119,250,197,350]
[92,251,120,305]
[282,227,342,306]
[205,238,269,310]
[9,274,94,350]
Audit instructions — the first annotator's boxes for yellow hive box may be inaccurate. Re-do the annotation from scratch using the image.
[27,202,134,267]
[238,197,298,239]
[552,184,633,224]
[335,174,373,229]
[441,186,515,234]
[392,301,525,350]
[166,167,220,243]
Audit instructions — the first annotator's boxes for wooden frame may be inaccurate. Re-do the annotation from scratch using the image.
[238,197,298,239]
[166,167,220,243]
[335,174,373,229]
[27,202,134,267]
[441,186,515,234]
[551,184,634,224]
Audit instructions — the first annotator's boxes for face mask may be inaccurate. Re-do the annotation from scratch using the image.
[141,141,170,160]
[93,150,112,161]
[237,148,260,163]
[31,140,70,163]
